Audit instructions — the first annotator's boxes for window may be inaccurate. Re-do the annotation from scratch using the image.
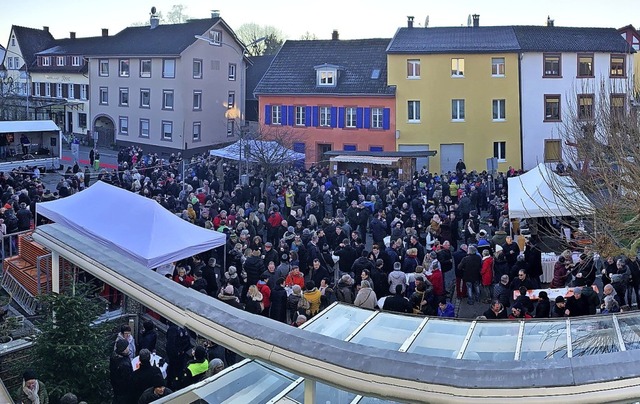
[42,57,51,67]
[577,94,594,120]
[193,91,202,110]
[140,119,150,138]
[492,99,506,121]
[544,139,562,162]
[119,88,129,106]
[34,82,40,96]
[99,59,109,76]
[407,59,420,78]
[227,120,235,137]
[99,87,108,105]
[319,106,331,127]
[13,57,19,69]
[7,58,13,69]
[162,90,174,110]
[408,100,420,122]
[162,59,175,78]
[193,122,201,141]
[610,55,626,77]
[72,56,81,66]
[345,107,357,128]
[140,59,151,78]
[119,116,128,134]
[162,121,173,140]
[577,54,594,77]
[451,58,464,77]
[544,95,561,122]
[56,83,63,98]
[493,141,506,162]
[611,94,626,121]
[193,59,202,79]
[119,59,130,77]
[451,99,465,121]
[57,56,64,66]
[140,89,150,108]
[228,63,236,80]
[68,84,74,99]
[272,105,282,125]
[209,30,221,45]
[371,107,383,129]
[11,35,15,46]
[45,83,51,97]
[227,92,235,109]
[318,70,336,86]
[543,53,561,77]
[492,57,505,76]
[80,85,87,100]
[295,106,305,126]
[79,113,87,128]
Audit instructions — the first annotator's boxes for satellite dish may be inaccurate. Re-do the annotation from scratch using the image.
[425,15,429,28]
[467,14,472,27]
[151,6,156,14]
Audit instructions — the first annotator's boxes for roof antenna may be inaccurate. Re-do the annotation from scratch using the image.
[425,15,429,28]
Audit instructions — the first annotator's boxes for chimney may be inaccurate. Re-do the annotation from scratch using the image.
[211,9,220,18]
[547,16,555,27]
[407,16,414,28]
[150,16,160,29]
[332,30,339,40]
[70,32,76,39]
[101,28,108,37]
[472,14,480,27]
[43,26,49,33]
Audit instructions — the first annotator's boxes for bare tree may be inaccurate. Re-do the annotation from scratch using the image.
[236,23,285,56]
[129,4,190,26]
[300,31,318,40]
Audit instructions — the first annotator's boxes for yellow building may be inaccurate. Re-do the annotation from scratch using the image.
[387,20,522,173]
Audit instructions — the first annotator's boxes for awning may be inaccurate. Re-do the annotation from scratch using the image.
[0,120,60,134]
[330,155,400,165]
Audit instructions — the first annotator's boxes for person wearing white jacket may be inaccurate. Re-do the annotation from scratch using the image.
[388,262,407,295]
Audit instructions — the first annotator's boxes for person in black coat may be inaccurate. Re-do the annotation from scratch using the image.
[564,287,590,317]
[243,250,265,289]
[333,240,357,274]
[110,339,133,404]
[458,245,482,304]
[383,284,412,313]
[138,320,157,353]
[534,291,551,318]
[201,258,219,297]
[131,349,163,403]
[524,240,543,288]
[269,278,288,323]
[370,213,388,244]
[310,259,330,289]
[165,324,192,389]
[483,300,508,319]
[351,251,374,285]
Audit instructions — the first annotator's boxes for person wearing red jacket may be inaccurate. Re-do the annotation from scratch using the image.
[481,250,494,303]
[173,266,194,287]
[256,275,272,317]
[427,262,444,298]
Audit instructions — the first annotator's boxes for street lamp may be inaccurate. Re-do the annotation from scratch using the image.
[0,48,30,119]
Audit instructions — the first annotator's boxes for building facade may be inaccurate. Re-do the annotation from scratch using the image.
[254,37,396,167]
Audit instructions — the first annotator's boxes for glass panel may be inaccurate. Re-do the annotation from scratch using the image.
[570,317,620,357]
[462,321,520,361]
[520,320,568,360]
[350,313,423,350]
[407,319,469,358]
[617,314,640,351]
[287,381,357,404]
[358,397,405,404]
[303,305,373,340]
[191,361,295,403]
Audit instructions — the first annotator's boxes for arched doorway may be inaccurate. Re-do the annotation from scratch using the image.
[92,115,115,148]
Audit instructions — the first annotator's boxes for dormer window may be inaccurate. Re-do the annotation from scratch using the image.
[209,30,221,45]
[57,56,65,66]
[41,57,51,67]
[315,64,339,87]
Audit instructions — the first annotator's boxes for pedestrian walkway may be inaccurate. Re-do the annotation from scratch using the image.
[60,156,117,170]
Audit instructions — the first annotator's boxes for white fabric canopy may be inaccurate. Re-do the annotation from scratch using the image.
[0,120,60,133]
[508,163,595,218]
[36,181,226,268]
[210,140,305,164]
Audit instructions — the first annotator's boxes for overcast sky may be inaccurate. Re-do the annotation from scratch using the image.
[2,0,637,43]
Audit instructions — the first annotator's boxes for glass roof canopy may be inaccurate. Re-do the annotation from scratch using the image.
[157,303,640,403]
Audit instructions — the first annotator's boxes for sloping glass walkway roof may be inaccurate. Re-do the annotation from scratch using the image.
[157,303,640,403]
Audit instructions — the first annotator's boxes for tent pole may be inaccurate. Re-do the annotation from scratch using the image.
[223,242,227,272]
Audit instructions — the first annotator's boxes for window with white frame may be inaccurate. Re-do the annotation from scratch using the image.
[407,59,421,78]
[227,92,235,109]
[228,63,236,80]
[162,121,173,140]
[68,84,74,99]
[140,89,150,108]
[317,69,336,86]
[99,87,108,105]
[193,91,202,110]
[492,57,505,76]
[408,100,421,122]
[13,57,19,69]
[56,83,63,98]
[271,105,282,125]
[493,141,506,162]
[371,107,383,129]
[7,58,13,69]
[193,122,201,141]
[227,119,234,137]
[140,59,151,78]
[193,59,202,79]
[162,90,174,110]
[119,116,128,134]
[162,59,175,78]
[320,106,331,127]
[451,99,465,121]
[80,85,88,100]
[451,58,464,77]
[45,83,51,97]
[140,119,150,138]
[34,83,40,96]
[295,106,305,126]
[345,107,357,128]
[209,30,221,45]
[99,59,109,76]
[57,56,64,66]
[119,88,129,106]
[42,57,51,67]
[119,59,130,77]
[72,56,81,66]
[11,35,15,46]
[492,99,506,121]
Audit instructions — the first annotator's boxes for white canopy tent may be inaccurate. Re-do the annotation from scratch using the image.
[508,163,595,218]
[209,139,305,164]
[36,181,226,268]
